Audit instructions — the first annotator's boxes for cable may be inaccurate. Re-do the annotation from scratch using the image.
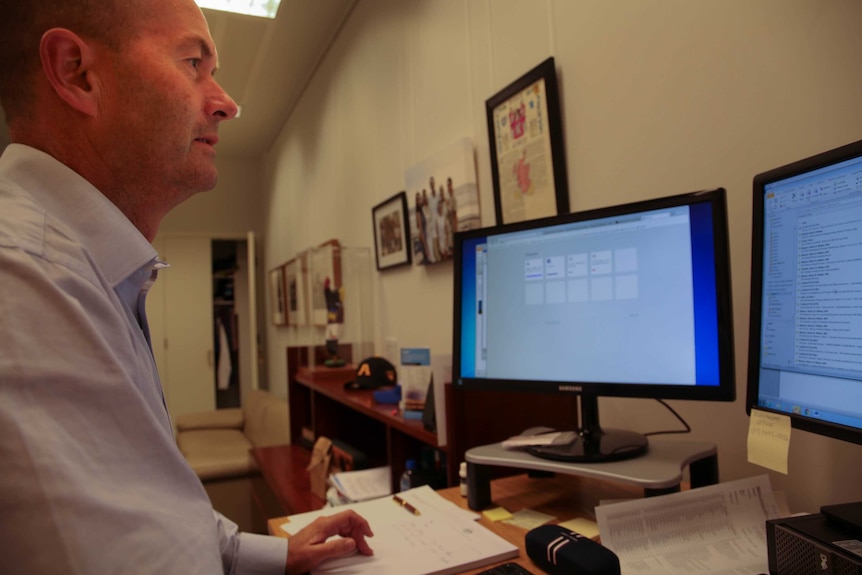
[643,399,692,437]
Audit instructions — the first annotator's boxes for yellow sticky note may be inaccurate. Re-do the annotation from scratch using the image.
[482,507,513,522]
[558,517,601,539]
[747,408,791,474]
[503,508,555,530]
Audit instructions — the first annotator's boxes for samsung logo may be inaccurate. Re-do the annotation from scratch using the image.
[558,385,583,392]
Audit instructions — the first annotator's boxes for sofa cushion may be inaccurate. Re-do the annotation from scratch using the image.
[177,428,256,481]
[175,408,244,432]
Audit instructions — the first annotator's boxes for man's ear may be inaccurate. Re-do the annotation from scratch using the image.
[39,28,100,117]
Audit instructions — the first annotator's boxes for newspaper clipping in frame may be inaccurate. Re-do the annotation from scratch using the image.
[492,76,556,224]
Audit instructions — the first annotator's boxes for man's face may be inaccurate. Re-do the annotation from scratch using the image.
[94,0,237,210]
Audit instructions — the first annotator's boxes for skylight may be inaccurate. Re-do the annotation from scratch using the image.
[196,0,281,19]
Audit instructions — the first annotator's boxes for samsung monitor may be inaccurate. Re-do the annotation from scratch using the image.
[748,139,862,447]
[453,188,735,463]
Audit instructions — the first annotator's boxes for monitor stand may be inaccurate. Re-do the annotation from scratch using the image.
[527,394,647,463]
[465,438,718,511]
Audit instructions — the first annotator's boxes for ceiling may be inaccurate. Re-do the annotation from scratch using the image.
[0,0,358,159]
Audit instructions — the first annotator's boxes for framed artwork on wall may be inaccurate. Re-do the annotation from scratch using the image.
[372,191,412,271]
[284,255,308,327]
[269,265,287,326]
[405,137,481,266]
[486,56,569,225]
[308,239,341,327]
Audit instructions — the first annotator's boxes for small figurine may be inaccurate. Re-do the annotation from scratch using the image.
[323,277,345,367]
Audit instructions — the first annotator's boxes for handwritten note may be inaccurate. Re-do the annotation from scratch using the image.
[747,408,791,474]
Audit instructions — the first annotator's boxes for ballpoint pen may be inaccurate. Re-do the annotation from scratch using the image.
[392,494,421,515]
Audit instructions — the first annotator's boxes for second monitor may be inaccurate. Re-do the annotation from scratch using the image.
[452,188,736,463]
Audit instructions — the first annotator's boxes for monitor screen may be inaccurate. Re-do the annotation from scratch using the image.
[748,139,862,446]
[453,188,735,462]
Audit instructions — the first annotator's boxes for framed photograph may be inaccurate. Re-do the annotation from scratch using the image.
[269,265,288,326]
[308,239,341,326]
[284,255,308,327]
[405,137,481,266]
[372,191,412,270]
[486,56,569,225]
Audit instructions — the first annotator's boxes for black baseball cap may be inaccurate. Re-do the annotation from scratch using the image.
[344,357,397,390]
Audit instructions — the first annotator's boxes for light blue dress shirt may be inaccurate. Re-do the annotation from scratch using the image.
[0,144,287,574]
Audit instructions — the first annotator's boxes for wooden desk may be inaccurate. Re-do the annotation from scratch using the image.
[268,472,642,574]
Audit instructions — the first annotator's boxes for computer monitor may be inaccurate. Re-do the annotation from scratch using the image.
[747,139,862,447]
[453,188,736,463]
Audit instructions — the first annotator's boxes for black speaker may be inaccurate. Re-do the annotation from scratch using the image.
[525,524,620,575]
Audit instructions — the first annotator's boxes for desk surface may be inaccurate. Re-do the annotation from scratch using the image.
[268,472,643,574]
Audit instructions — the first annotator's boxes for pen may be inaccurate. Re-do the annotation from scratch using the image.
[392,494,421,516]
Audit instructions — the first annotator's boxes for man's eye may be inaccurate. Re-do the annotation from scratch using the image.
[188,58,201,69]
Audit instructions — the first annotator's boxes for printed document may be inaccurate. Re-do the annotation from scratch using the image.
[596,475,782,574]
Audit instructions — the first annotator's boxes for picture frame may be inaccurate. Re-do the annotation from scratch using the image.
[405,138,481,266]
[486,56,569,225]
[268,265,288,326]
[284,255,308,327]
[308,239,341,326]
[372,191,412,270]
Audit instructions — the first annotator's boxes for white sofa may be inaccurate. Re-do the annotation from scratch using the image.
[175,389,290,532]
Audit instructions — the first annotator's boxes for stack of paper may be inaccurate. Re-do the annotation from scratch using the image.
[281,485,518,575]
[330,466,392,502]
[595,474,783,574]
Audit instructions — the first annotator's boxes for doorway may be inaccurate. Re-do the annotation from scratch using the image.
[149,233,261,422]
[212,240,245,409]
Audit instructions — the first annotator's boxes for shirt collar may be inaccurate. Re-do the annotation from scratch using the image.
[0,144,158,287]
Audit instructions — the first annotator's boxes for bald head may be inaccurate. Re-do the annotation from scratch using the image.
[0,0,140,123]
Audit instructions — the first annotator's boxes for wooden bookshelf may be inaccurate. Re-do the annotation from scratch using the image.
[286,346,446,494]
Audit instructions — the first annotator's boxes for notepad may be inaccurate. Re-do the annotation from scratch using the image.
[281,485,518,575]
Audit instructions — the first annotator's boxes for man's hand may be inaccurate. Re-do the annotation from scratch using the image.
[285,509,374,574]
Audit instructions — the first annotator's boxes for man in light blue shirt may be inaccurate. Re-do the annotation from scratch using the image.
[0,0,373,573]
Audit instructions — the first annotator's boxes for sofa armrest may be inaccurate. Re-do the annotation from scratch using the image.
[176,408,244,432]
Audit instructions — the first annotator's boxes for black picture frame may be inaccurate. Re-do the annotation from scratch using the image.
[486,56,569,225]
[372,191,412,270]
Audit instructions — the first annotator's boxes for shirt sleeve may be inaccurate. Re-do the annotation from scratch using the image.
[216,511,288,575]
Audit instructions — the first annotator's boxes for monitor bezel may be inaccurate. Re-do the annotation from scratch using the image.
[747,138,862,446]
[452,187,736,403]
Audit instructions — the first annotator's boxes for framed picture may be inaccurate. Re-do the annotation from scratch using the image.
[284,255,308,327]
[269,265,287,326]
[372,191,412,270]
[308,239,341,326]
[405,137,481,266]
[486,56,569,225]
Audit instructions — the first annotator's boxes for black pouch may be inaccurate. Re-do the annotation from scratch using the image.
[525,524,620,575]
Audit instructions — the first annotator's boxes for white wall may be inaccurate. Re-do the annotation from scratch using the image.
[259,0,862,513]
[160,155,263,235]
